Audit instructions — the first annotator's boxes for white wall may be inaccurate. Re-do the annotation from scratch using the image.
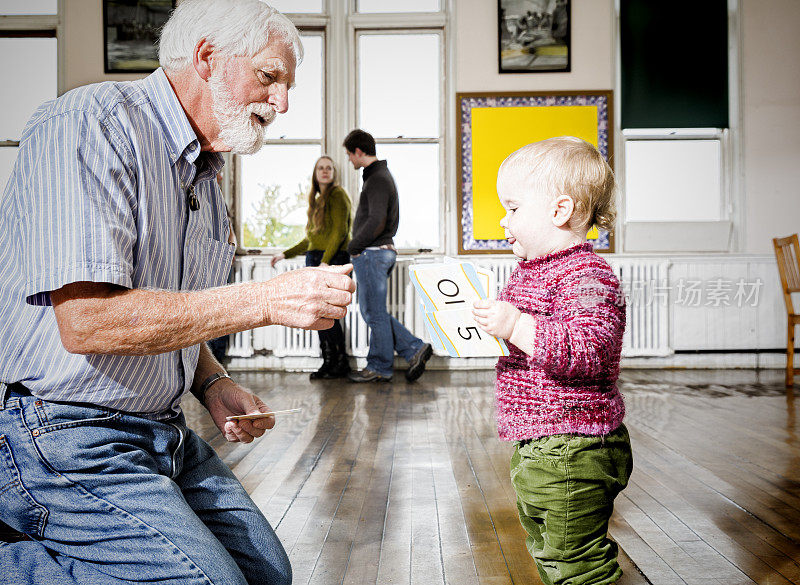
[741,0,800,253]
[455,0,614,92]
[63,1,144,91]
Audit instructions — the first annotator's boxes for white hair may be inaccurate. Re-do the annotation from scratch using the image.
[158,0,303,72]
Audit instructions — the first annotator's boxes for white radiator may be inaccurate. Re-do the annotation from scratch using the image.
[227,256,672,361]
[608,259,672,356]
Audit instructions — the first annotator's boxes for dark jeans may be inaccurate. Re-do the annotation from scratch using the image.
[351,248,423,376]
[305,249,349,349]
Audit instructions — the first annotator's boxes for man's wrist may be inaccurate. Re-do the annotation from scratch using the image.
[191,372,231,405]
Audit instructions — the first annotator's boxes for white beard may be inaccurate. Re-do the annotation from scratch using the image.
[209,71,276,155]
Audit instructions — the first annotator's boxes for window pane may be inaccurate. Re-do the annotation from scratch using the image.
[374,143,440,250]
[624,139,722,221]
[357,0,440,12]
[265,34,322,140]
[621,0,728,128]
[0,147,19,195]
[359,34,439,138]
[239,144,322,248]
[269,0,323,14]
[0,0,57,15]
[0,37,57,141]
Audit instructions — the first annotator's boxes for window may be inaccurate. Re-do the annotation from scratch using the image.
[1,1,57,15]
[267,0,323,14]
[357,32,443,250]
[618,0,736,252]
[624,136,723,222]
[356,0,441,13]
[0,6,60,194]
[233,4,449,254]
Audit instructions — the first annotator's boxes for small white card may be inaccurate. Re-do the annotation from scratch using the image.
[226,408,303,421]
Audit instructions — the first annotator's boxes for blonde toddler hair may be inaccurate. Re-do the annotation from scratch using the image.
[499,136,617,231]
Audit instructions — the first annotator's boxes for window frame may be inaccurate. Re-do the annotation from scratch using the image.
[614,0,742,253]
[0,2,63,183]
[354,27,446,253]
[230,1,452,256]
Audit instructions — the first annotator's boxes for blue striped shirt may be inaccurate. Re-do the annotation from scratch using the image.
[0,68,234,417]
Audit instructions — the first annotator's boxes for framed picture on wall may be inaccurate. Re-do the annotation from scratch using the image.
[498,0,571,73]
[457,91,614,254]
[103,0,175,74]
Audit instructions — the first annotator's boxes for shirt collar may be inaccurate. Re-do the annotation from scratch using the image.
[139,68,224,174]
[362,159,386,181]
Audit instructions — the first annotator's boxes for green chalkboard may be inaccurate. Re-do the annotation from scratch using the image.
[621,0,728,129]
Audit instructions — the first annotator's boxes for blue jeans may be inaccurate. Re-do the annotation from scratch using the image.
[0,386,291,585]
[352,248,423,376]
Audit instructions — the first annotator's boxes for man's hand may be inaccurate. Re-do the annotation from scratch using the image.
[472,299,521,340]
[204,379,275,443]
[260,264,356,330]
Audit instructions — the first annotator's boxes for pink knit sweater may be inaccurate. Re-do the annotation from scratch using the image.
[495,242,626,441]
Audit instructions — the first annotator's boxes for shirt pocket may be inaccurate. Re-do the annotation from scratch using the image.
[186,235,235,290]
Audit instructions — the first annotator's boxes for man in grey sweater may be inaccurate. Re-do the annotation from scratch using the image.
[344,129,432,383]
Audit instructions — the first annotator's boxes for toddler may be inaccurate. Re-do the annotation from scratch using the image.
[473,137,632,585]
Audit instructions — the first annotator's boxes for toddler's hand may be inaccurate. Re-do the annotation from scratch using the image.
[472,299,520,340]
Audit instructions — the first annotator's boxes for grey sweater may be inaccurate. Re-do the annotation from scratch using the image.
[348,160,399,255]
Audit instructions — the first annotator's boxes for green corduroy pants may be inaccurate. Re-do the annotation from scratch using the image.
[510,424,633,585]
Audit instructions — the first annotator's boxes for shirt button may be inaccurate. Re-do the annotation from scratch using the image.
[35,400,43,406]
[32,429,40,437]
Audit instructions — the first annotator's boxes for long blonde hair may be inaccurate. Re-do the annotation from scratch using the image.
[307,156,340,234]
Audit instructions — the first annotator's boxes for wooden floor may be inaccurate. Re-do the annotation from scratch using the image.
[183,368,800,585]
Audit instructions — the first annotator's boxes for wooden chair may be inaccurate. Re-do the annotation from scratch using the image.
[773,234,800,387]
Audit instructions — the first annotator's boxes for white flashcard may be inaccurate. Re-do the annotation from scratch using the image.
[409,261,508,358]
[425,308,509,358]
[409,262,486,312]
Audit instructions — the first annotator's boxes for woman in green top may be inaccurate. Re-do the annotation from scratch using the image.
[272,155,353,379]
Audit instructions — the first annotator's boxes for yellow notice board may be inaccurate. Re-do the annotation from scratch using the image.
[457,91,613,253]
[471,105,600,240]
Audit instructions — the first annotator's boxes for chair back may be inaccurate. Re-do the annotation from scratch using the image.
[773,234,800,314]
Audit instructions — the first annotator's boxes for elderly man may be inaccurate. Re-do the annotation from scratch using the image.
[0,1,354,584]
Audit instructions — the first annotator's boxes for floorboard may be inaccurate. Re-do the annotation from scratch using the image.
[182,368,800,585]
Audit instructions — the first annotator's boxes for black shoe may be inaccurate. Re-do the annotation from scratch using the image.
[347,369,392,383]
[309,363,331,380]
[322,340,351,379]
[323,353,352,379]
[405,343,433,382]
[310,340,336,380]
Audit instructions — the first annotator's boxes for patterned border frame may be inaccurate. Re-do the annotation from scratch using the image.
[457,91,614,254]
